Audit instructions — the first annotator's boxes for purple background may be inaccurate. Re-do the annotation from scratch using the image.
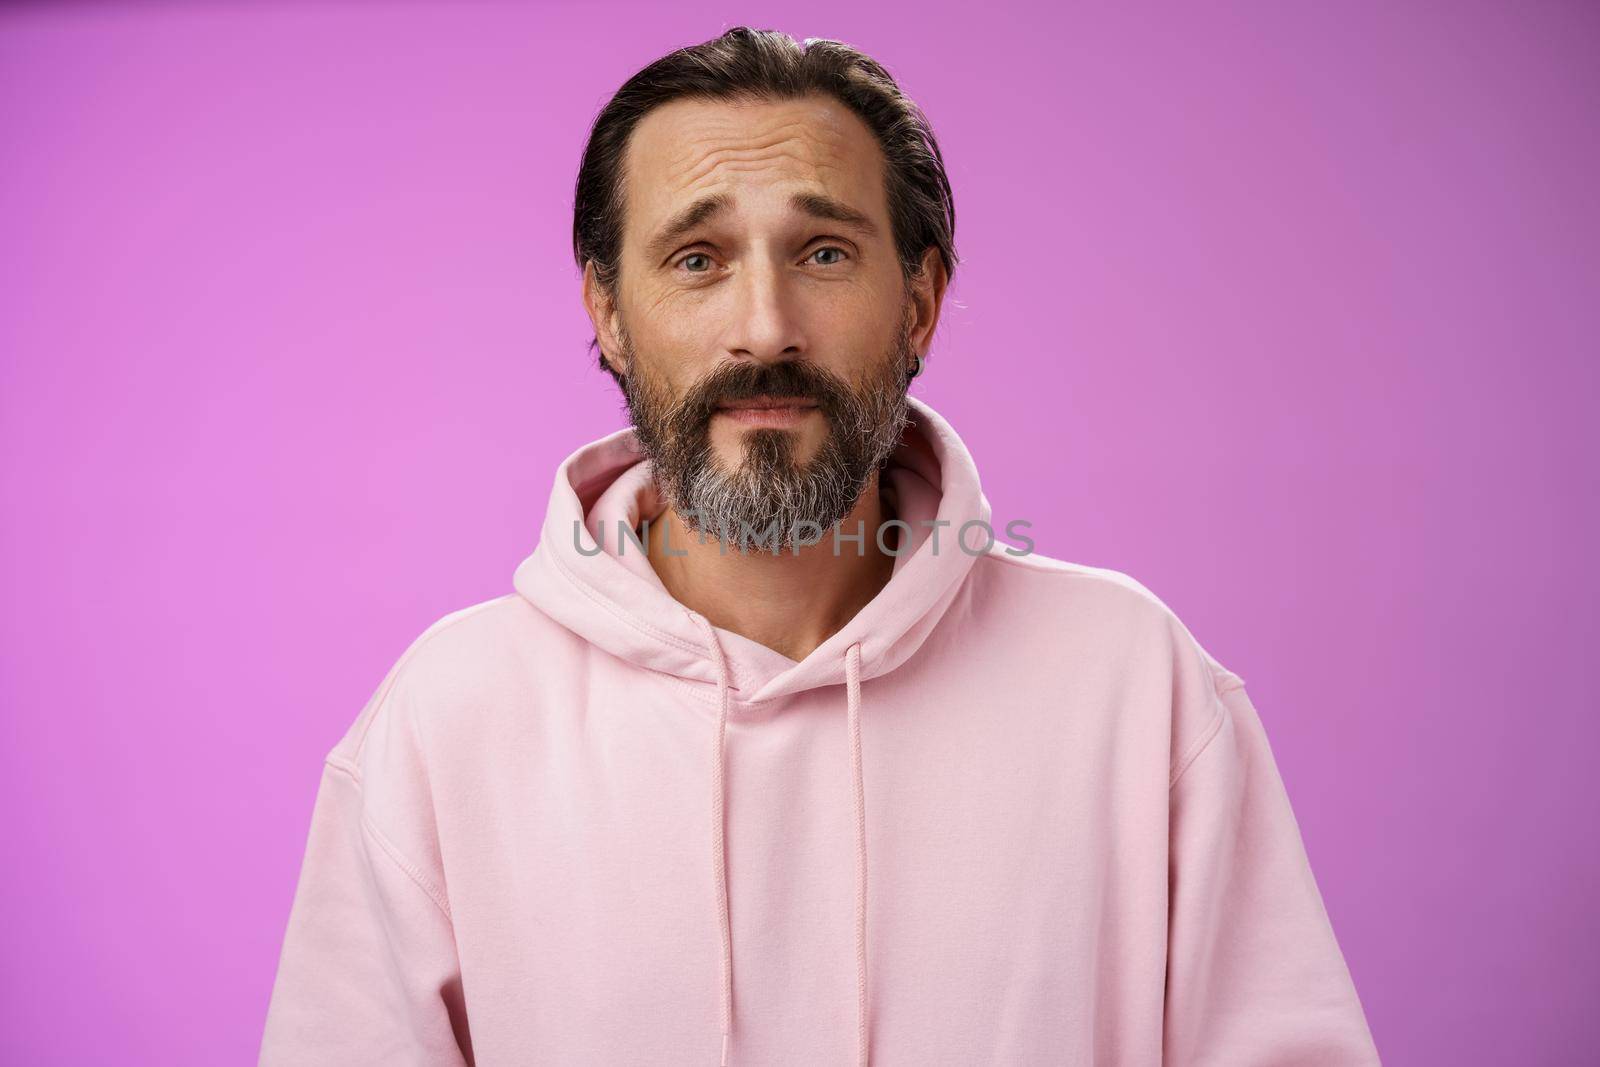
[3,2,1596,1063]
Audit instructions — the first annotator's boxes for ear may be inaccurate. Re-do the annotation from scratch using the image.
[582,259,627,377]
[907,246,949,359]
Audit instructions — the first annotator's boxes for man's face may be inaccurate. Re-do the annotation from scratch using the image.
[589,94,932,550]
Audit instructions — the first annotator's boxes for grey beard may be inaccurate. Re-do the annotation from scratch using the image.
[617,304,917,554]
[675,386,910,553]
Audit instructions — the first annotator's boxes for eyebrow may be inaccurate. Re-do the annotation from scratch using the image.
[643,191,882,262]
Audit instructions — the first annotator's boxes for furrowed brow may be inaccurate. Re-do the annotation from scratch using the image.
[642,190,881,263]
[789,192,880,240]
[644,193,733,262]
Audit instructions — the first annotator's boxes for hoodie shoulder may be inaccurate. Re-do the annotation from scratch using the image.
[326,593,540,774]
[976,546,1243,782]
[314,594,545,888]
[978,545,1243,691]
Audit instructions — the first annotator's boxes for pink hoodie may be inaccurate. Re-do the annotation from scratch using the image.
[260,395,1379,1065]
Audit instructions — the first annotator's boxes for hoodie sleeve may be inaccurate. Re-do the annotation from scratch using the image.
[259,672,474,1066]
[1164,678,1380,1065]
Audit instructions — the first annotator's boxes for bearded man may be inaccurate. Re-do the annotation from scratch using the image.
[261,27,1379,1067]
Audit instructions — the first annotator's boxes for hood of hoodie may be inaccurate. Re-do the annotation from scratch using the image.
[512,393,991,707]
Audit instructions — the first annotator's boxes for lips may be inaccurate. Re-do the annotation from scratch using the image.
[716,395,819,412]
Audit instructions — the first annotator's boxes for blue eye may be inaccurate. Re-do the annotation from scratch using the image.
[811,246,848,266]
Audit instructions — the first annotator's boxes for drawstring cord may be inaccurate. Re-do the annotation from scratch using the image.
[844,642,869,1067]
[688,611,870,1066]
[689,612,735,1067]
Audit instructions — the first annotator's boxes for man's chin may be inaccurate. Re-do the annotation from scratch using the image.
[710,429,824,472]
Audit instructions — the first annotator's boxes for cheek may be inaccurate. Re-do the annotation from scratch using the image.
[812,290,899,354]
[636,287,719,356]
[785,280,881,351]
[639,340,719,402]
[812,269,906,342]
[623,288,706,379]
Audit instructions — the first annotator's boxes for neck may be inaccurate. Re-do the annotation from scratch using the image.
[645,470,899,662]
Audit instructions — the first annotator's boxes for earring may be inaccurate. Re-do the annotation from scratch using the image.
[907,354,924,380]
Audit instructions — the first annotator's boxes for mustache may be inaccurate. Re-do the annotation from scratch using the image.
[677,362,849,424]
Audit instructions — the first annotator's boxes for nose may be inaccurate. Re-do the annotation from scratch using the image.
[724,254,807,368]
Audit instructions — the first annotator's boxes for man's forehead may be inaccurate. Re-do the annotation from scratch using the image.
[624,95,887,245]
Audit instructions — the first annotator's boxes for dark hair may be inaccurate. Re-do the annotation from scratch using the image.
[572,26,958,386]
